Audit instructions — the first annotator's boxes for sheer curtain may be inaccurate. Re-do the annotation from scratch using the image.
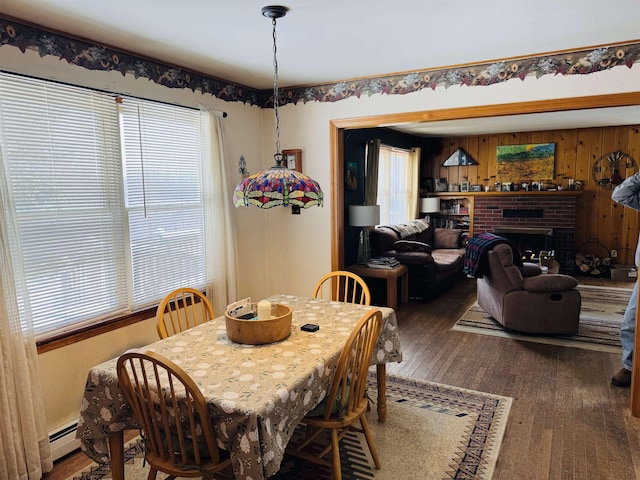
[377,145,421,224]
[0,149,53,479]
[200,108,238,311]
[408,147,421,219]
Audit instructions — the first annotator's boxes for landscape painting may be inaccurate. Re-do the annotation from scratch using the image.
[496,143,555,183]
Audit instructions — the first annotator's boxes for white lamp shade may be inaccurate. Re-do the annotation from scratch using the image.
[349,205,380,227]
[420,197,440,213]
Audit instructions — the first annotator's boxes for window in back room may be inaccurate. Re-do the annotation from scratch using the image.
[376,144,419,225]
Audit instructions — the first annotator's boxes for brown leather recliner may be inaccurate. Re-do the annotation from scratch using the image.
[476,243,581,334]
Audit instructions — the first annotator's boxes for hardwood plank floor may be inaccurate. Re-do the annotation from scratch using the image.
[384,276,640,480]
[45,276,640,480]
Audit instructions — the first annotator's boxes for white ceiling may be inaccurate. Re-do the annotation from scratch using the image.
[2,0,640,135]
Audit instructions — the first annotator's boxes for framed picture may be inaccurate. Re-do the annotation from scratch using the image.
[282,149,302,171]
[470,184,482,192]
[434,177,448,192]
[460,181,470,192]
[345,161,358,190]
[422,177,434,193]
[496,143,555,183]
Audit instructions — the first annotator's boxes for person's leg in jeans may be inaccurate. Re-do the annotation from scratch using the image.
[613,281,638,386]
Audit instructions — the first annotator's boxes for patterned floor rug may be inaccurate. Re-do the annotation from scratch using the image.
[452,284,633,353]
[68,373,512,480]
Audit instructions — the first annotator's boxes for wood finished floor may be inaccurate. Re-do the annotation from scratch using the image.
[45,276,640,480]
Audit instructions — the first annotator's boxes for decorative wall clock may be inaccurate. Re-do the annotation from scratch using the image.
[592,151,637,189]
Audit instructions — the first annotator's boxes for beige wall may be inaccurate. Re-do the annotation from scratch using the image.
[38,318,160,428]
[2,44,640,433]
[271,67,640,295]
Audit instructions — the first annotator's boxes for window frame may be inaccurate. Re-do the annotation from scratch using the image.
[376,144,414,225]
[0,72,209,346]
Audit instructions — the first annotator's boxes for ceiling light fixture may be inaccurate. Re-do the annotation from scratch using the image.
[233,5,323,209]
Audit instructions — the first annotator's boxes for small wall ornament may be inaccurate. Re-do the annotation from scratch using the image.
[238,155,249,178]
[592,151,637,189]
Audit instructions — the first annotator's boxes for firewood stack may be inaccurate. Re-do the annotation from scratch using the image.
[574,252,611,276]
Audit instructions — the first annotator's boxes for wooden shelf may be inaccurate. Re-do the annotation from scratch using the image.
[424,195,473,233]
[428,190,583,197]
[420,190,584,236]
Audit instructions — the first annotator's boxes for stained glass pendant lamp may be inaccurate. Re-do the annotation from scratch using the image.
[233,5,323,209]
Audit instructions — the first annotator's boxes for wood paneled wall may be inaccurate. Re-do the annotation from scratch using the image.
[423,125,640,265]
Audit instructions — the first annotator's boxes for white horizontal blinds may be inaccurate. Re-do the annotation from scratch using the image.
[0,72,127,335]
[119,98,206,306]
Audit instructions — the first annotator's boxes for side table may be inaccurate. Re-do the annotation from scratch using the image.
[346,263,409,311]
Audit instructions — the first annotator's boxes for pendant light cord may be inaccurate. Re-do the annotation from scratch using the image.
[272,16,281,160]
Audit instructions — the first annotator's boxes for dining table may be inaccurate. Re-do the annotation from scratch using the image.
[76,294,403,480]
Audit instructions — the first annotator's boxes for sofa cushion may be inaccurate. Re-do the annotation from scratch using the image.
[431,252,463,273]
[370,226,399,255]
[395,251,435,265]
[432,228,463,249]
[414,222,434,243]
[394,240,432,253]
[393,219,431,238]
[523,274,578,292]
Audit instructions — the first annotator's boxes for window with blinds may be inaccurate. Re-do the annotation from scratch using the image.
[118,98,206,306]
[0,72,207,337]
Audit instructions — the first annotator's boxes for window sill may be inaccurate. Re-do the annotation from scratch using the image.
[36,306,156,354]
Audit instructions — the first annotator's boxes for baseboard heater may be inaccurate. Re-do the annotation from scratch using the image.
[49,420,80,461]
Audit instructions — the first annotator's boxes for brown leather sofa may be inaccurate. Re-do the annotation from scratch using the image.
[476,243,581,334]
[370,219,466,300]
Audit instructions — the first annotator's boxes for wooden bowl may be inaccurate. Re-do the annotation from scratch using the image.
[225,303,292,345]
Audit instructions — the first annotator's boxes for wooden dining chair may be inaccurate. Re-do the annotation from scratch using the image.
[156,287,215,339]
[286,308,383,480]
[116,349,233,480]
[312,271,371,306]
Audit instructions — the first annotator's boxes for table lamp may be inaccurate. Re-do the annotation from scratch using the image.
[420,197,440,215]
[349,205,380,265]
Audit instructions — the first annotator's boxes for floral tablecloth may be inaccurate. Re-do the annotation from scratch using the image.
[76,295,402,480]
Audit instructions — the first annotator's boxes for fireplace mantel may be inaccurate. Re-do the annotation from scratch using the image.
[432,190,583,198]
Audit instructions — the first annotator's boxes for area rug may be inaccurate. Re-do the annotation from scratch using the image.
[452,284,633,353]
[67,373,512,480]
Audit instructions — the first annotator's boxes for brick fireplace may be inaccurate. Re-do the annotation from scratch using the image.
[473,194,579,273]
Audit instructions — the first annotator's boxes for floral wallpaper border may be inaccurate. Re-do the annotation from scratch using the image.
[1,16,639,109]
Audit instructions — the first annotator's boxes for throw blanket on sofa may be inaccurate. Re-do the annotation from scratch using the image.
[393,219,430,238]
[464,232,522,278]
